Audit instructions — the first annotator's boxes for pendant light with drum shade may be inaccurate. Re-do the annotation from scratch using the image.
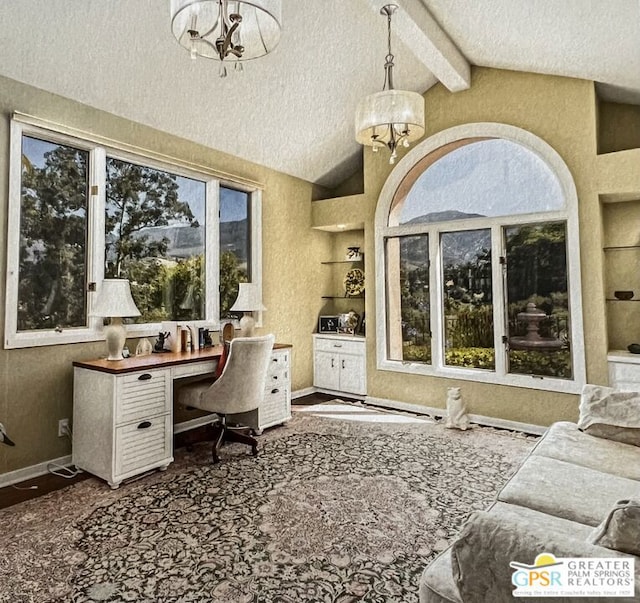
[355,4,425,163]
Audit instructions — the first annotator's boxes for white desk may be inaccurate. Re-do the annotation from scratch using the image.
[72,344,292,488]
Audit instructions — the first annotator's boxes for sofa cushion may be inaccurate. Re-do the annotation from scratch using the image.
[532,421,640,481]
[578,384,640,446]
[590,499,640,556]
[488,502,594,539]
[418,504,595,603]
[498,455,640,526]
[419,550,462,603]
[450,510,639,603]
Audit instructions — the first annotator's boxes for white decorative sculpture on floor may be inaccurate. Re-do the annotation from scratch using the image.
[445,387,470,430]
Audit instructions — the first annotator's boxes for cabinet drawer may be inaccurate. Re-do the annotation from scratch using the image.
[261,388,290,427]
[117,369,171,424]
[114,414,171,477]
[315,337,364,355]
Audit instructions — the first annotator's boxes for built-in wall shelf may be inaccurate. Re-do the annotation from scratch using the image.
[602,200,640,353]
[321,260,363,265]
[322,295,364,300]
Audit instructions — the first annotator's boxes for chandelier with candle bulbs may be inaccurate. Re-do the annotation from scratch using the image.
[170,0,281,76]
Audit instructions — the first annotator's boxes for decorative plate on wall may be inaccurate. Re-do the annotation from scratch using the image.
[344,268,365,296]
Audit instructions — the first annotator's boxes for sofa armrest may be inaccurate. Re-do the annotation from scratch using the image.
[451,511,638,603]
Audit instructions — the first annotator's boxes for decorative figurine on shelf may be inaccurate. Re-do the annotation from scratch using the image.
[203,329,213,347]
[136,337,153,356]
[346,246,362,261]
[153,331,171,353]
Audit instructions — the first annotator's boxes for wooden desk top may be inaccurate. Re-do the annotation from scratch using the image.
[73,343,292,374]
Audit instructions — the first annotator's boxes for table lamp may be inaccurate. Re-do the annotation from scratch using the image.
[230,283,266,337]
[91,279,141,361]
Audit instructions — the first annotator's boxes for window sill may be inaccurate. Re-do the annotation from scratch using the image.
[376,358,583,394]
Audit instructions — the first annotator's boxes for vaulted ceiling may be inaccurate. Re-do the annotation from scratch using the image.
[0,0,638,188]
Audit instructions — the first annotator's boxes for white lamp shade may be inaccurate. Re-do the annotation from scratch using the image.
[91,279,141,318]
[170,0,282,61]
[355,89,425,146]
[230,282,266,312]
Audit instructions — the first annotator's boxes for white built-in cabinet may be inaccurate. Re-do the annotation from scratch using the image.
[313,333,366,396]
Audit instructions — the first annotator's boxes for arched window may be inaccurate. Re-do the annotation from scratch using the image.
[375,124,585,393]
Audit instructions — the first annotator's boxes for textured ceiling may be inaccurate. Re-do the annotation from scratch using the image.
[0,0,638,188]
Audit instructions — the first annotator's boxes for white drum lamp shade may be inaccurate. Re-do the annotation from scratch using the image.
[355,89,425,146]
[91,279,141,361]
[230,282,265,337]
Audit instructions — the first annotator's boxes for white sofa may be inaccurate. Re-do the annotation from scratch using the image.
[419,419,640,602]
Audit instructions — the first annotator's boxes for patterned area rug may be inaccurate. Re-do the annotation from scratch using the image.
[0,402,537,602]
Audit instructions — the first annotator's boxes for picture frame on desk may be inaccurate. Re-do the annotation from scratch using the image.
[318,315,339,333]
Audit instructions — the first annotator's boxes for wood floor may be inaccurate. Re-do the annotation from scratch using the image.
[0,392,346,510]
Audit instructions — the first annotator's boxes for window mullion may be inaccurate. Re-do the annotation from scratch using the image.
[87,147,106,333]
[430,229,444,369]
[251,189,263,326]
[491,224,508,377]
[207,179,220,328]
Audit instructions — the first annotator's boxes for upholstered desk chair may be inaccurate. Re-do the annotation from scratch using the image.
[177,334,275,463]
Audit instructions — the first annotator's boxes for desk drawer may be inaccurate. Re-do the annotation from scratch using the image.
[261,388,290,427]
[117,369,171,424]
[173,360,217,379]
[115,414,171,477]
[267,350,290,386]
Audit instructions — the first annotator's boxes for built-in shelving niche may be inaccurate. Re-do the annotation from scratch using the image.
[602,198,640,351]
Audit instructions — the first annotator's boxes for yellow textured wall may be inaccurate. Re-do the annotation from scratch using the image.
[0,75,333,475]
[599,101,640,154]
[316,67,640,427]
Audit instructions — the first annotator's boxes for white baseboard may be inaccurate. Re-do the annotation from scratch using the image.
[0,454,73,488]
[311,387,366,400]
[292,387,316,399]
[364,395,546,435]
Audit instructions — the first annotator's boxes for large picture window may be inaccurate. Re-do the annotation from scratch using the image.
[376,126,585,393]
[5,118,262,348]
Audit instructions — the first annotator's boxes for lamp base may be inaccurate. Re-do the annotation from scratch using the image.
[238,314,256,338]
[105,318,126,361]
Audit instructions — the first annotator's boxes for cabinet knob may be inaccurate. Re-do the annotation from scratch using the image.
[137,421,152,429]
[138,373,152,381]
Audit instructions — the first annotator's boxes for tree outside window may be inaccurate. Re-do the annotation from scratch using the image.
[18,137,88,331]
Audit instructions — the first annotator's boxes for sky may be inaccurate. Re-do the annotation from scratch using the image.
[400,139,565,223]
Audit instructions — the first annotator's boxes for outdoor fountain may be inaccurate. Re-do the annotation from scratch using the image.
[509,302,564,351]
